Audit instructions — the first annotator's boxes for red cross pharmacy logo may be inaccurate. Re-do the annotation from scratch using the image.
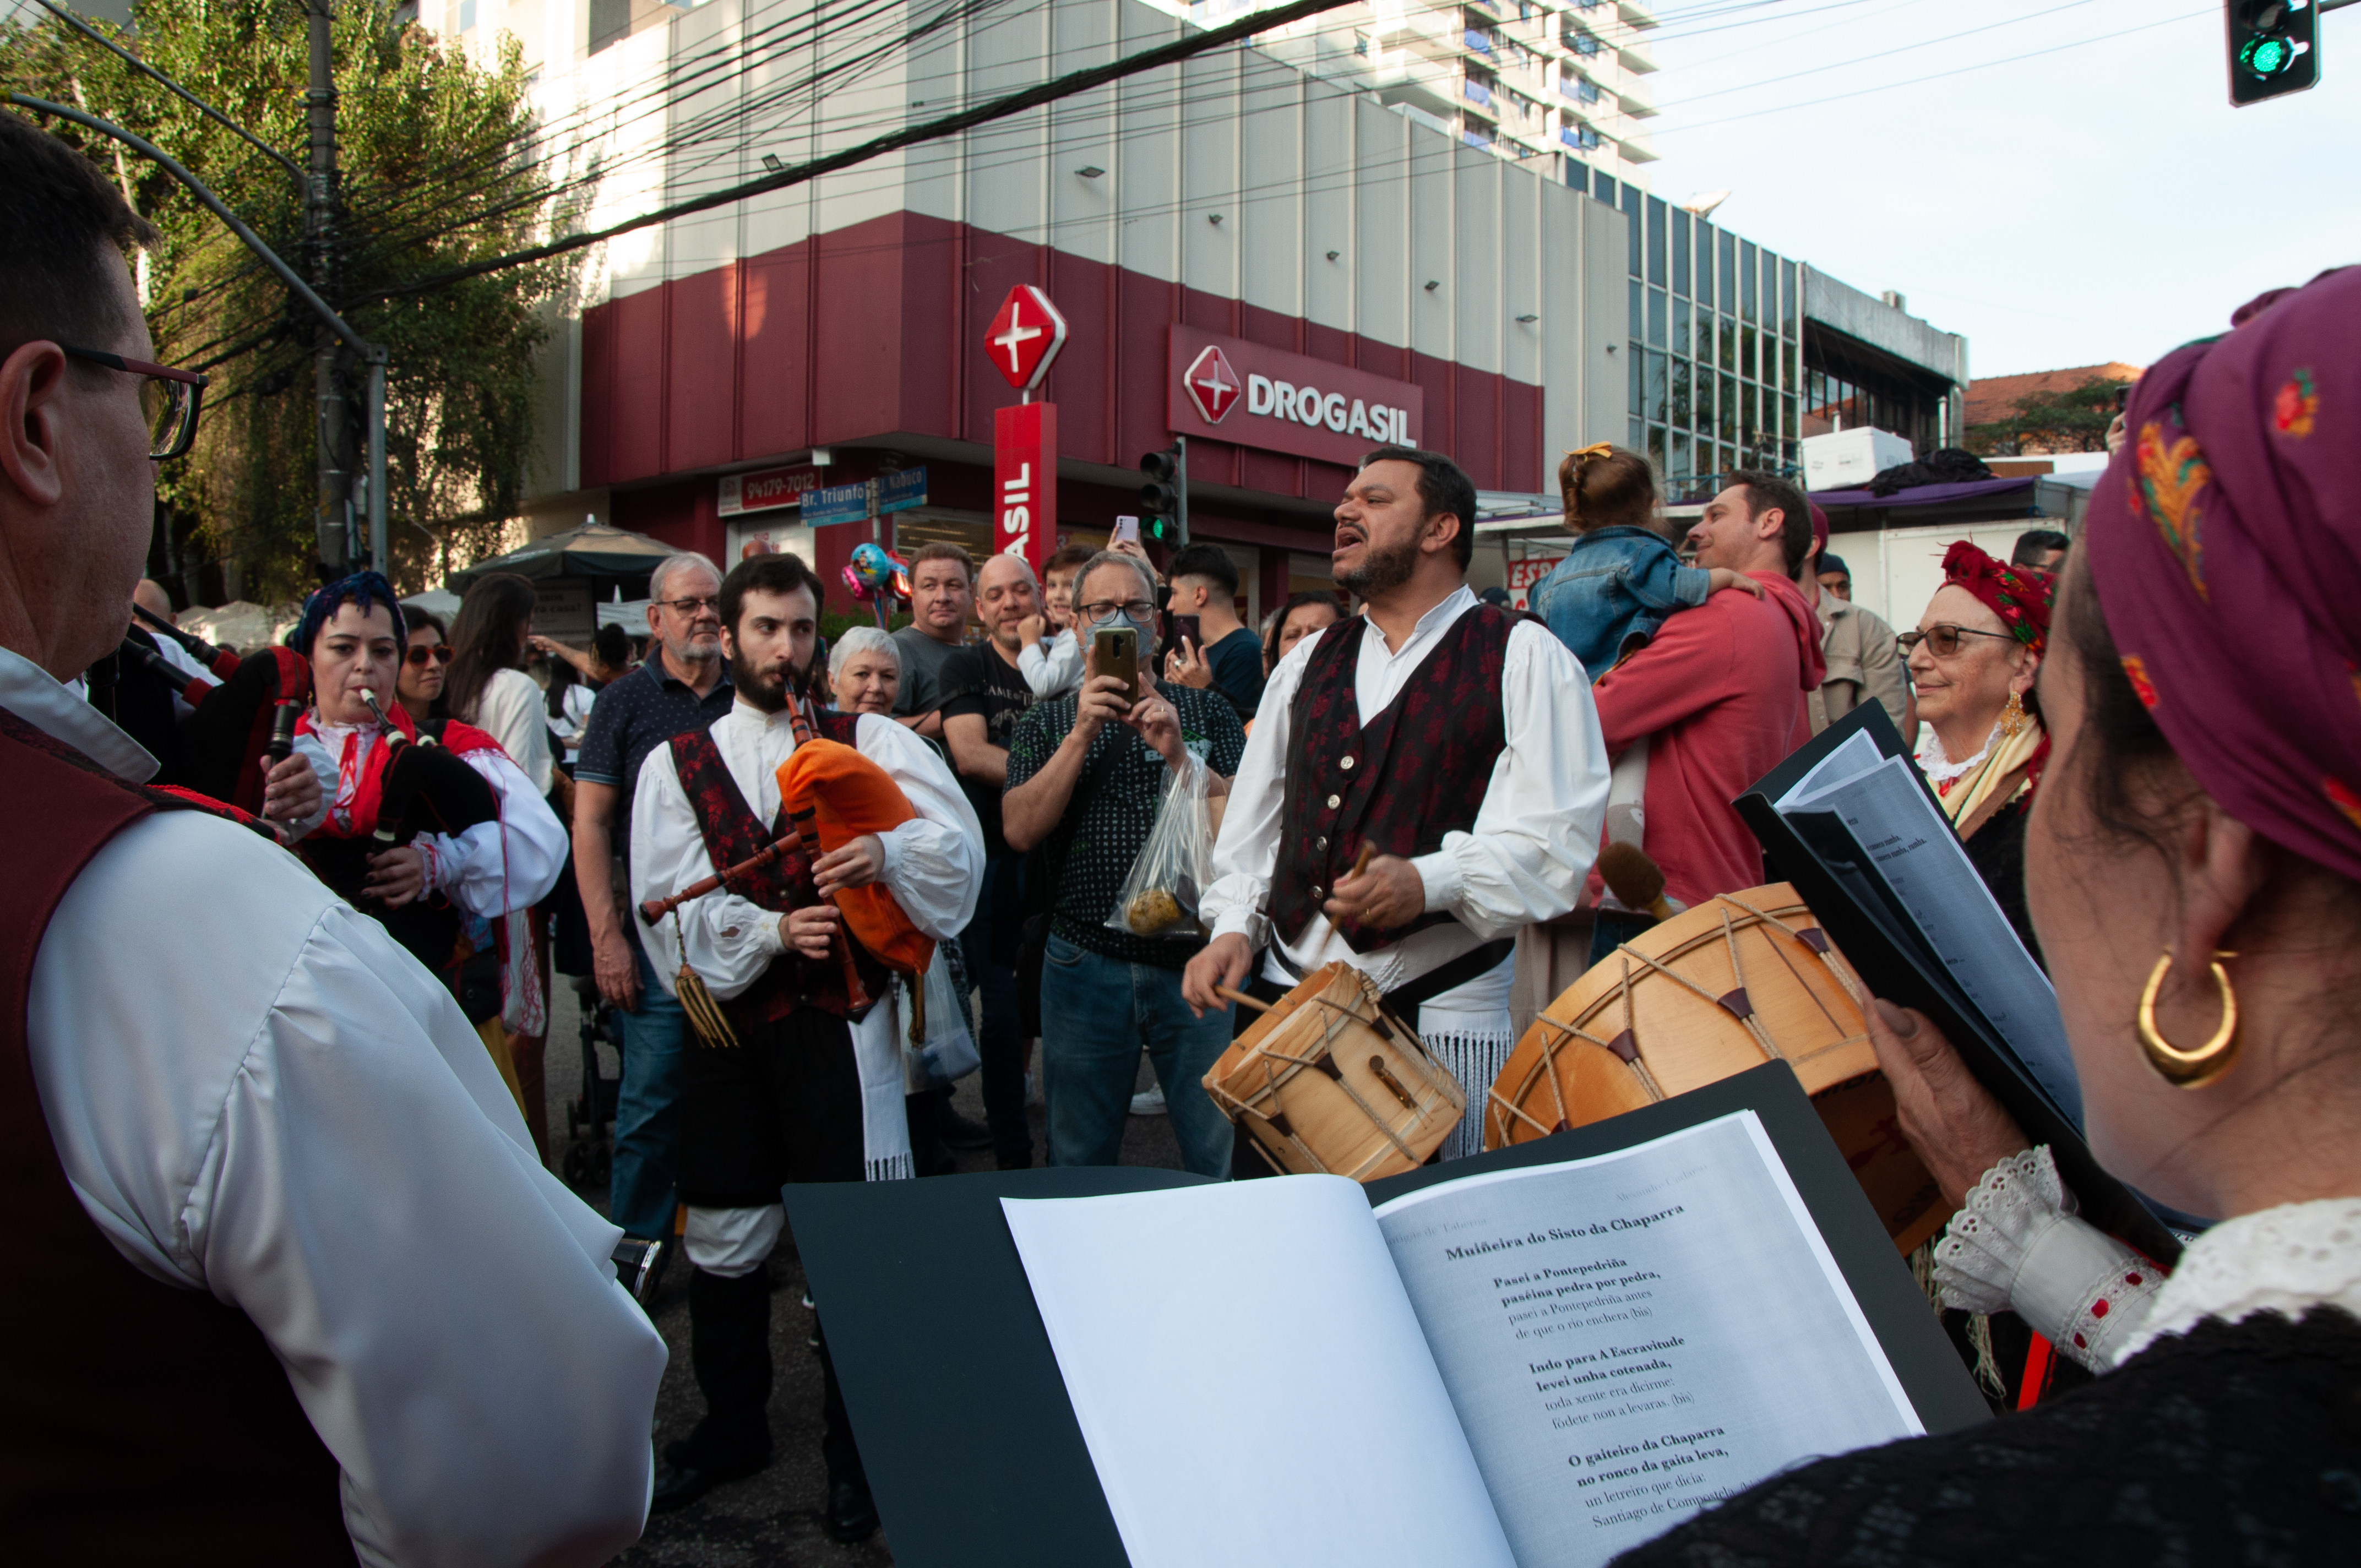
[1183,345,1241,424]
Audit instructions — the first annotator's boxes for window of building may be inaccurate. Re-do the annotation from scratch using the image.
[1670,358,1692,427]
[1646,350,1668,422]
[1717,231,1736,314]
[1740,240,1759,323]
[1629,345,1644,423]
[1672,211,1690,299]
[1740,324,1756,381]
[1719,372,1737,443]
[1645,195,1667,286]
[1782,260,1799,336]
[1622,182,1642,275]
[1646,287,1667,349]
[1672,297,1691,358]
[458,0,476,27]
[1670,429,1690,482]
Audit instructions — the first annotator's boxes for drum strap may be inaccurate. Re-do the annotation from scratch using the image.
[1269,936,1514,1025]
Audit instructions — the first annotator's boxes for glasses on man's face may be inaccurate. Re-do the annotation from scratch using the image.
[61,346,208,460]
[1077,600,1155,624]
[657,595,721,618]
[404,644,455,668]
[1898,624,2017,659]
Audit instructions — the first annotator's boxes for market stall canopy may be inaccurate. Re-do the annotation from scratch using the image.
[400,588,463,621]
[1810,476,2040,533]
[444,520,679,592]
[181,599,299,652]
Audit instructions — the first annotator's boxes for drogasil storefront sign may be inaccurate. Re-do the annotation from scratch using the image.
[1166,325,1423,467]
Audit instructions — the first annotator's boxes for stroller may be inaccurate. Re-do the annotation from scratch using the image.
[561,975,623,1192]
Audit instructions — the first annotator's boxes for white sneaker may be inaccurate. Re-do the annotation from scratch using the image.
[1129,1084,1167,1117]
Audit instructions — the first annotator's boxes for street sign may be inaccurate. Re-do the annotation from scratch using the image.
[803,480,872,529]
[984,285,1069,392]
[995,401,1057,570]
[876,467,928,515]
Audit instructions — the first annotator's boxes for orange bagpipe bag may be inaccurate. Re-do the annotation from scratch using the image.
[775,736,937,993]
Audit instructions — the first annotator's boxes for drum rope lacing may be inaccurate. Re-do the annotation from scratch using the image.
[1213,975,1455,1179]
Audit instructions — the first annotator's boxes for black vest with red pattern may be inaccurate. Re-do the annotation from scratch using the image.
[0,708,357,1564]
[667,713,885,1031]
[1269,605,1514,953]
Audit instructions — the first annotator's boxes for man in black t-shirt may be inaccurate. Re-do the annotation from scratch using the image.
[1160,541,1266,723]
[939,553,1043,1168]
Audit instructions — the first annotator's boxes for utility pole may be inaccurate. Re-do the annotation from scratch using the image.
[307,0,356,573]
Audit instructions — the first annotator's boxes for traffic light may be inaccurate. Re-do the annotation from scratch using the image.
[1139,439,1189,546]
[2227,0,2318,106]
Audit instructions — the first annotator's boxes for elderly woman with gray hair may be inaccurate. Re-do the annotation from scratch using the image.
[829,625,903,718]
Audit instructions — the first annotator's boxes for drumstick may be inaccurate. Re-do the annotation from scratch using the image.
[1215,986,1272,1014]
[1345,843,1375,880]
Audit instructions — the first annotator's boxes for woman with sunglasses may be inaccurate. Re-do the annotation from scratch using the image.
[396,607,452,724]
[1902,542,2058,957]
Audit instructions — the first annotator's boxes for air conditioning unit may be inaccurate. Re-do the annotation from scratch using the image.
[1801,427,1913,492]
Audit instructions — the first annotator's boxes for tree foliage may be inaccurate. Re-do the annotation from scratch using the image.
[1965,375,2128,458]
[3,0,584,599]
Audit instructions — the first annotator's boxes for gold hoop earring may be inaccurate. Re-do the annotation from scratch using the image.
[2000,690,2027,738]
[2138,949,2239,1088]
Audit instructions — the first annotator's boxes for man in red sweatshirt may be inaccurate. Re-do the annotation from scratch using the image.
[1587,470,1826,962]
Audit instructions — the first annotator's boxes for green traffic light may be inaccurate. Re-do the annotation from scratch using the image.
[2240,34,2294,77]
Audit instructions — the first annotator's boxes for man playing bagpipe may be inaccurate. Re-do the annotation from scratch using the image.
[629,551,982,1533]
[289,571,570,1115]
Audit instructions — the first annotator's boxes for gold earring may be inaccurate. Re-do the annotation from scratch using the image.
[2138,949,2239,1088]
[2000,690,2027,738]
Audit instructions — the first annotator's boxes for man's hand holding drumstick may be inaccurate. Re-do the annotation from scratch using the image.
[1182,846,1416,1018]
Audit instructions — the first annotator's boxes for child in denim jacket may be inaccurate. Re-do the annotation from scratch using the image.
[1528,444,1760,680]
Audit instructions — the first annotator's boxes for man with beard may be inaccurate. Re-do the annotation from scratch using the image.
[629,552,981,1532]
[1184,448,1608,1163]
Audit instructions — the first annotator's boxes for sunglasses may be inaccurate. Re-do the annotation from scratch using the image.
[404,644,455,667]
[60,345,208,460]
[1898,624,2017,658]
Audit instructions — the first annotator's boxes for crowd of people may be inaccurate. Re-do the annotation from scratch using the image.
[7,107,2359,1564]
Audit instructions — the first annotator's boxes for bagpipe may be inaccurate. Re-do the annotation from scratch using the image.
[639,679,937,1049]
[299,688,503,983]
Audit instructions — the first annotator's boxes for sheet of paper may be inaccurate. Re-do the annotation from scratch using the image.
[1004,1178,1517,1568]
[1775,726,1881,809]
[1372,1113,1921,1567]
[1778,754,2081,1122]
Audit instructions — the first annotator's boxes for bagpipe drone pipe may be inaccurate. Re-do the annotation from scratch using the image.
[113,607,312,816]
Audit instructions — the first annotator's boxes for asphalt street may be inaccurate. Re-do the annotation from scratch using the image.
[542,977,1190,1567]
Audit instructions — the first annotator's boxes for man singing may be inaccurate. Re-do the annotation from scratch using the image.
[1184,447,1608,1160]
[630,551,982,1533]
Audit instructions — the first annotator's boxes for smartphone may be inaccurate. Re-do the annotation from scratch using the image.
[1110,515,1141,547]
[1094,624,1140,705]
[1170,613,1202,655]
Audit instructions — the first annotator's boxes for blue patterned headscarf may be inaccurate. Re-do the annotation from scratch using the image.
[293,571,407,657]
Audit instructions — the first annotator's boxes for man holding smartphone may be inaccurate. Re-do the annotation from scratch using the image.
[1002,552,1247,1176]
[1161,542,1265,722]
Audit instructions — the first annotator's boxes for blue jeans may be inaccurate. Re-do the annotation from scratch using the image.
[610,933,686,1239]
[960,858,1031,1163]
[1040,933,1235,1178]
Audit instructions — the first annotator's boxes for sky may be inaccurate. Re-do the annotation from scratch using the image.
[1639,0,2361,378]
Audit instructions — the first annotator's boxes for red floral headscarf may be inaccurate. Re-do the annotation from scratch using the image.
[1940,541,2055,656]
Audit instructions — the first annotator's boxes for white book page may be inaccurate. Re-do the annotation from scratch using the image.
[1777,754,2081,1121]
[1004,1178,1517,1568]
[1372,1113,1921,1567]
[1774,727,1881,809]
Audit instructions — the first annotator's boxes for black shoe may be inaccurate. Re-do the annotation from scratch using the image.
[824,1478,880,1543]
[938,1108,992,1150]
[995,1148,1033,1170]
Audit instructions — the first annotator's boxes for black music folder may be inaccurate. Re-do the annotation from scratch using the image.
[785,1064,1987,1568]
[1735,701,2181,1265]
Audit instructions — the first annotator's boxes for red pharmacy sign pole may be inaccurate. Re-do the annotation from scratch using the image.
[986,285,1067,572]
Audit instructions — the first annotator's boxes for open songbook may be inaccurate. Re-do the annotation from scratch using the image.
[1736,702,2182,1263]
[1000,1075,1984,1568]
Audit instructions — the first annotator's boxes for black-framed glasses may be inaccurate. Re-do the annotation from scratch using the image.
[1078,599,1156,624]
[1898,624,2017,658]
[61,346,208,460]
[404,644,455,667]
[656,595,721,617]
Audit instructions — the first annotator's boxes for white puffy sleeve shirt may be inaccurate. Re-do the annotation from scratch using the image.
[5,653,666,1568]
[469,666,557,797]
[631,703,984,1001]
[1199,589,1611,988]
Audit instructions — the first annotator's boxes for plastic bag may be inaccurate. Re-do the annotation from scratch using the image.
[902,946,979,1091]
[1105,754,1214,939]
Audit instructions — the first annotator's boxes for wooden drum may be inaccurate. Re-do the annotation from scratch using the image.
[1203,962,1466,1183]
[1484,885,1951,1254]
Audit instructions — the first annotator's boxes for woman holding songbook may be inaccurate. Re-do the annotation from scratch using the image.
[1902,541,2056,958]
[1619,267,2361,1562]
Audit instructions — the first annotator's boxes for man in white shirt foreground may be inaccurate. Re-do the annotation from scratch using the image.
[1183,448,1609,1162]
[0,111,665,1563]
[631,551,982,1533]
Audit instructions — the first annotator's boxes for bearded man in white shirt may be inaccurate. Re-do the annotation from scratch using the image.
[630,550,982,1534]
[1182,447,1609,1161]
[0,111,665,1565]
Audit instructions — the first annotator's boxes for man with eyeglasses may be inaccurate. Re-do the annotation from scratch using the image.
[1003,551,1247,1175]
[573,552,735,1253]
[0,111,663,1560]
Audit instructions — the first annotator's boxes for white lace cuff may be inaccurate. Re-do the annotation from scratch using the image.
[1933,1146,2168,1372]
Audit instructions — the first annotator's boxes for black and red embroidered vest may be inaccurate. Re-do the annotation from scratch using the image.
[1269,605,1514,952]
[667,714,885,1029]
[0,709,356,1564]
